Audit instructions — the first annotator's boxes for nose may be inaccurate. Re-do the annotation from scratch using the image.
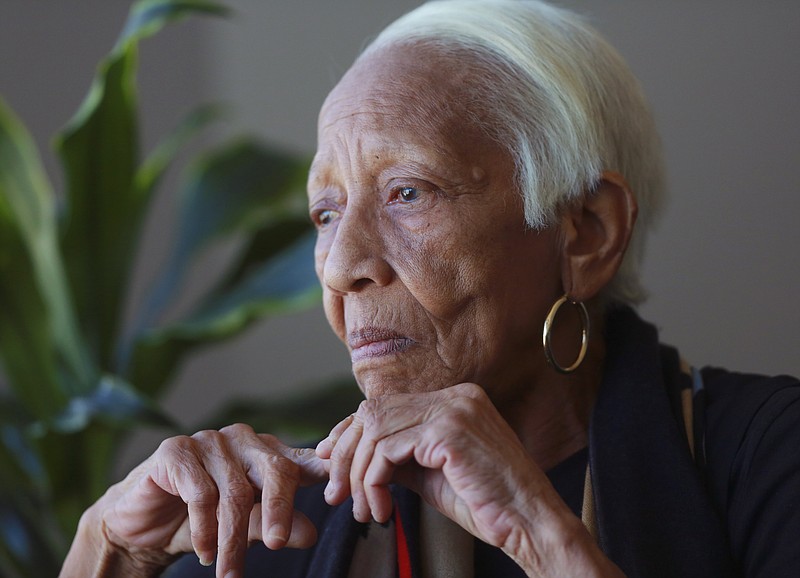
[321,208,393,294]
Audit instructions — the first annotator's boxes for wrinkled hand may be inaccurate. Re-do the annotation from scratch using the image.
[91,424,327,577]
[316,383,567,560]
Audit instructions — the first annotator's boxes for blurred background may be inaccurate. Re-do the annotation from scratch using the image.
[2,0,798,470]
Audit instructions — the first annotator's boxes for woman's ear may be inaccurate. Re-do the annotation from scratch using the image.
[559,171,638,301]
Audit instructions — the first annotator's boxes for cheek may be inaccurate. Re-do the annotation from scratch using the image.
[313,235,329,281]
[390,231,473,318]
[402,225,560,329]
[315,238,347,343]
[322,289,346,343]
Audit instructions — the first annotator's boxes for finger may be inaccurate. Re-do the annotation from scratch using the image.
[279,445,330,483]
[233,432,304,550]
[326,416,364,506]
[259,455,300,550]
[363,429,420,523]
[194,431,254,577]
[154,436,221,566]
[248,505,318,549]
[362,452,395,524]
[316,414,356,459]
[236,434,327,550]
[349,427,380,523]
[347,397,435,522]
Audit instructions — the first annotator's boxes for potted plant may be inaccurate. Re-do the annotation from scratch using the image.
[0,1,361,575]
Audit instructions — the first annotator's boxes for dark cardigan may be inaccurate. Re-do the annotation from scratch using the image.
[167,307,800,577]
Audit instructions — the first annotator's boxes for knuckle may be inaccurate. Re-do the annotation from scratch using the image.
[440,403,475,430]
[220,480,255,507]
[156,434,193,457]
[253,452,298,489]
[358,398,378,416]
[263,451,287,468]
[361,410,381,431]
[358,403,385,433]
[264,453,299,478]
[217,533,248,555]
[220,422,255,437]
[456,390,484,413]
[287,446,312,461]
[187,480,220,505]
[257,433,280,447]
[190,429,220,444]
[457,382,486,400]
[329,442,348,461]
[190,527,217,549]
[265,495,293,515]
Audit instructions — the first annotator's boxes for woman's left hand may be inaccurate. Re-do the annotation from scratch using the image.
[316,383,620,576]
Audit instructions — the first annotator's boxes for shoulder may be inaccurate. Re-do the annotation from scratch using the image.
[701,368,799,486]
[699,367,800,576]
[701,366,799,413]
[700,367,799,499]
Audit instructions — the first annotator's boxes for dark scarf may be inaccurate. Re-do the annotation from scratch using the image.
[590,305,733,577]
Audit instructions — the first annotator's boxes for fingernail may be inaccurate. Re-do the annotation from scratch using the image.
[198,553,213,566]
[268,523,289,543]
[324,480,336,498]
[224,572,238,578]
[353,502,367,522]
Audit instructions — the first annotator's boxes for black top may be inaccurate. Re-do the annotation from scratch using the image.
[166,307,800,577]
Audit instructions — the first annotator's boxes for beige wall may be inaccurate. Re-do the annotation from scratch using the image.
[2,1,798,466]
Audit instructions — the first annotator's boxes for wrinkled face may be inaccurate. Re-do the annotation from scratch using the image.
[308,44,563,403]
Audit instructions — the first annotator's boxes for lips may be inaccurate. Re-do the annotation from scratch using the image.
[348,327,414,363]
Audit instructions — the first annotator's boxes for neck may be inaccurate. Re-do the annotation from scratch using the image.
[496,330,606,471]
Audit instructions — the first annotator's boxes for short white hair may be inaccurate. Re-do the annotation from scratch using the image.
[360,0,666,305]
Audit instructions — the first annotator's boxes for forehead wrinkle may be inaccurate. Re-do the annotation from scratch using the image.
[320,100,458,173]
[315,47,509,196]
[318,104,396,134]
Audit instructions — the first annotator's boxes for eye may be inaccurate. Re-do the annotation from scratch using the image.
[397,186,419,203]
[312,208,339,228]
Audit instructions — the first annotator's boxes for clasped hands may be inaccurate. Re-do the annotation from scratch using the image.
[90,383,585,578]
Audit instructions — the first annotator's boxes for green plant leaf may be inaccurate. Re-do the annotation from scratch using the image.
[119,0,229,48]
[171,231,319,334]
[130,232,320,396]
[0,400,65,577]
[0,237,63,419]
[0,399,48,495]
[29,425,121,538]
[123,140,310,369]
[54,0,228,374]
[0,97,92,406]
[47,374,177,434]
[0,495,63,578]
[134,103,224,200]
[213,216,313,295]
[54,35,140,373]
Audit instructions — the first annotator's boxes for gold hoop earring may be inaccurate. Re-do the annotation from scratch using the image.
[542,294,590,374]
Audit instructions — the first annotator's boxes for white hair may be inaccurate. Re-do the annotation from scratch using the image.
[360,0,666,305]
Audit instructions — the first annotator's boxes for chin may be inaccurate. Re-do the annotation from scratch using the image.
[356,377,412,399]
[354,371,442,399]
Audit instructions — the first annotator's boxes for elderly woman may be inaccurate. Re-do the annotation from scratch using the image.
[60,1,799,577]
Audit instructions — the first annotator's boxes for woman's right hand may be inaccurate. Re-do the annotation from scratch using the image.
[60,423,328,578]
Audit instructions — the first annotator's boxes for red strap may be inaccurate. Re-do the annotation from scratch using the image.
[394,505,413,578]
